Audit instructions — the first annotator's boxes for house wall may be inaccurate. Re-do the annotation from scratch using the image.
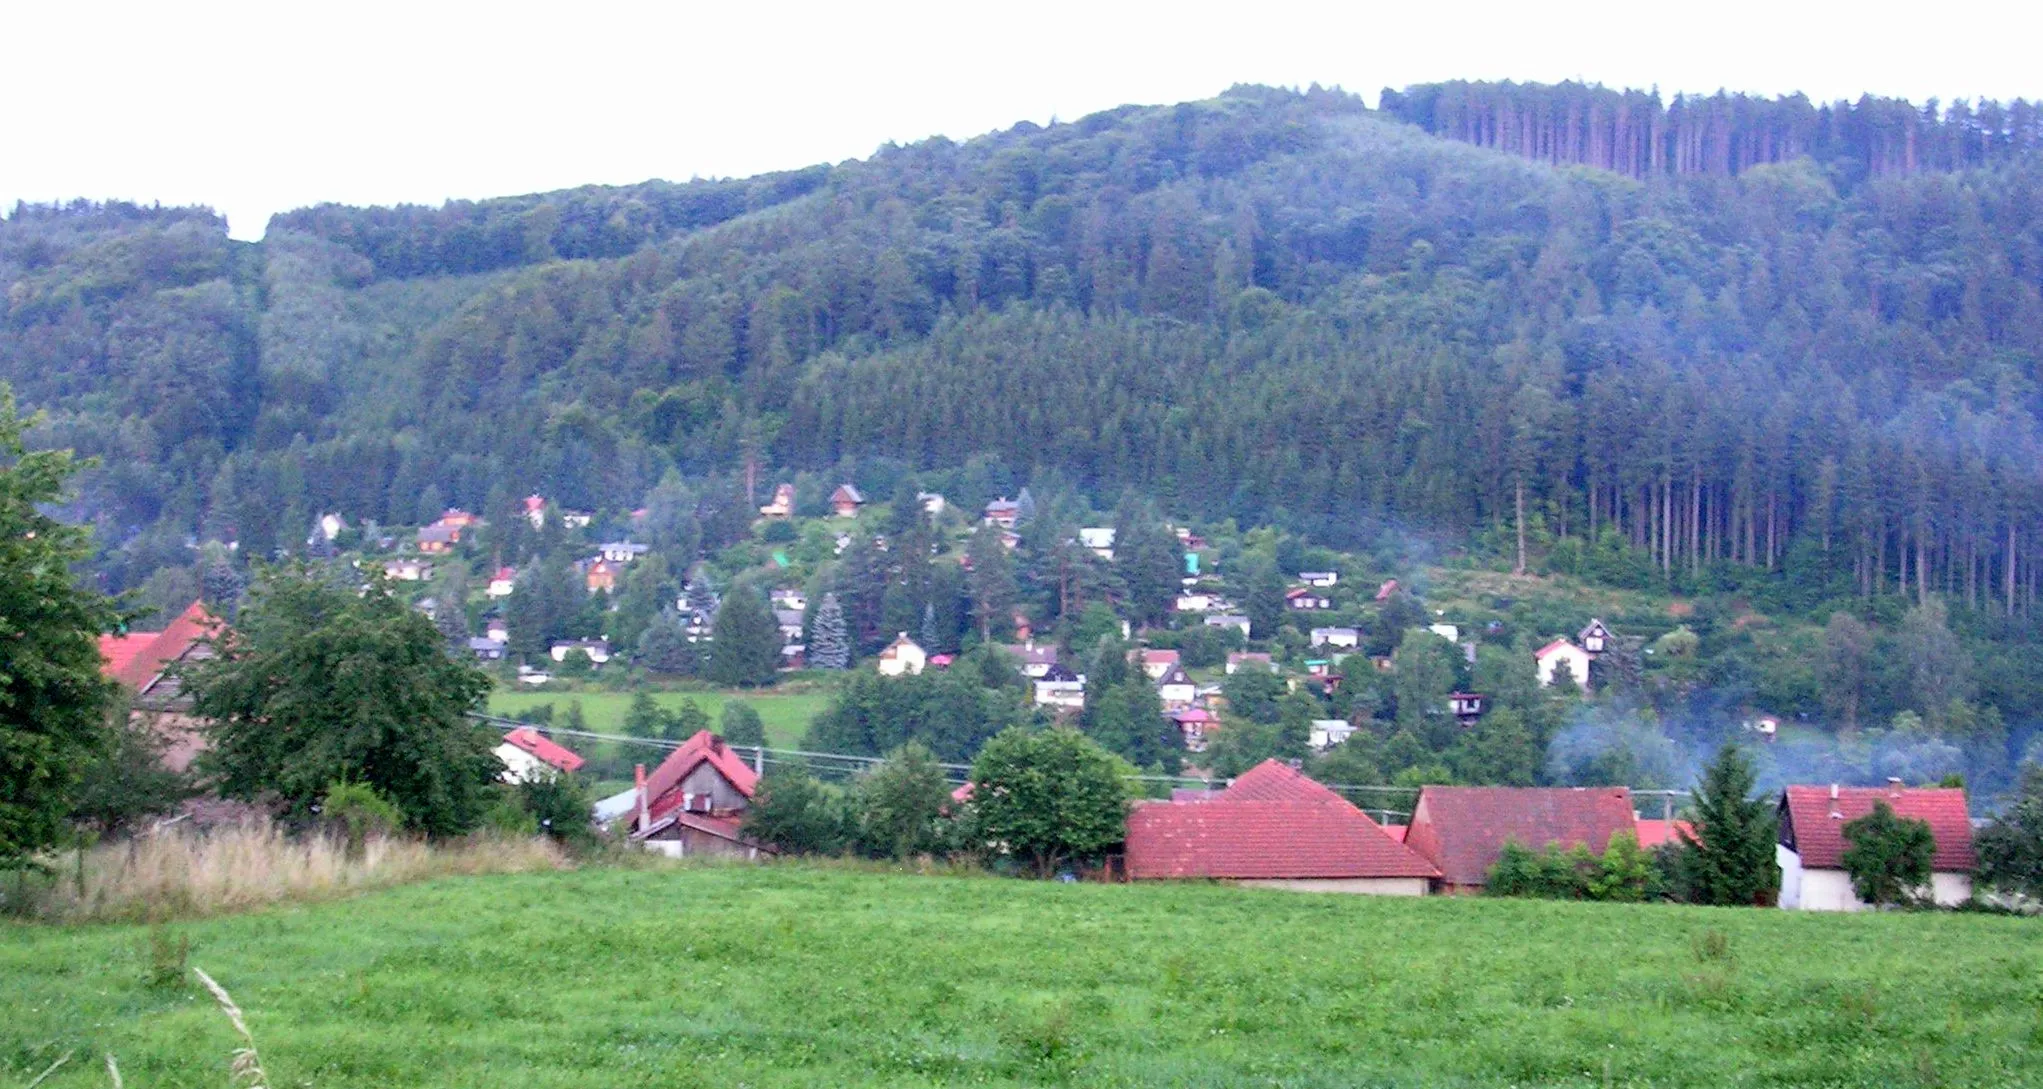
[1779,846,1973,910]
[643,825,762,859]
[678,763,752,812]
[1235,877,1429,896]
[495,744,550,784]
[1537,650,1589,690]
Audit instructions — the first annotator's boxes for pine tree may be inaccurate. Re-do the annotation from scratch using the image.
[965,525,1016,640]
[809,592,851,670]
[636,608,698,675]
[1678,744,1780,906]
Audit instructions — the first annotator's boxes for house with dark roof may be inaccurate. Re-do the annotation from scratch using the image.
[830,484,865,517]
[628,731,772,859]
[1403,786,1639,894]
[1155,663,1196,707]
[495,727,585,783]
[98,601,223,772]
[1777,783,1975,910]
[1124,761,1438,894]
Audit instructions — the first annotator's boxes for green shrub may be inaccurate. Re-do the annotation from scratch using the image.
[322,781,404,855]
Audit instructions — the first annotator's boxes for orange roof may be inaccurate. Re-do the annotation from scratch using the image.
[100,601,222,693]
[502,727,585,774]
[1634,818,1693,850]
[1126,799,1439,880]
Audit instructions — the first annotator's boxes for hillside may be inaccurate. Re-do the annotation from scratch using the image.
[5,864,2039,1088]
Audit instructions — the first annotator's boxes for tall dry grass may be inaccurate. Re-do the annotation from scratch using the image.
[7,819,564,924]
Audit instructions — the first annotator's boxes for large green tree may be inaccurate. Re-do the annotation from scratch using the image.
[1977,764,2043,899]
[187,564,499,836]
[1841,800,1937,907]
[966,726,1129,877]
[1676,744,1780,906]
[707,580,781,687]
[0,389,121,869]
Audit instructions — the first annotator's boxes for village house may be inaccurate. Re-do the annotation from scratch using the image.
[1299,571,1339,588]
[774,609,806,644]
[1205,614,1251,638]
[758,482,795,519]
[628,731,772,858]
[1286,587,1332,610]
[830,484,864,518]
[313,512,347,543]
[495,727,585,783]
[999,641,1059,679]
[1579,618,1612,656]
[1309,719,1357,751]
[877,632,928,676]
[98,601,222,772]
[1135,648,1180,680]
[383,557,432,582]
[550,638,612,666]
[468,636,507,661]
[1124,761,1439,895]
[983,497,1021,528]
[523,494,548,529]
[1155,663,1197,707]
[561,511,594,530]
[1310,627,1360,649]
[599,541,650,564]
[1429,622,1459,643]
[1534,639,1592,691]
[1448,691,1485,722]
[1033,663,1086,710]
[1171,708,1216,751]
[917,491,946,515]
[1175,590,1219,613]
[436,508,481,531]
[1374,578,1399,601]
[486,566,517,598]
[1776,782,1976,910]
[416,524,459,554]
[1226,651,1275,674]
[1078,527,1117,560]
[585,559,618,594]
[769,587,807,613]
[1403,786,1639,895]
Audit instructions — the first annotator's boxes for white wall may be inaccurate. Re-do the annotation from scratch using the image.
[1235,878,1429,896]
[1778,845,1973,910]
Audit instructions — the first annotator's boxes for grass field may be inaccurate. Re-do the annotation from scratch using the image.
[5,864,2039,1088]
[488,687,832,748]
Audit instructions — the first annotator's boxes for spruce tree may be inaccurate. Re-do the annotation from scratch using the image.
[709,582,781,687]
[809,592,851,670]
[965,524,1016,639]
[1678,744,1780,906]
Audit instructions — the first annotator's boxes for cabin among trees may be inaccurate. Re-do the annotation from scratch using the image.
[98,601,222,772]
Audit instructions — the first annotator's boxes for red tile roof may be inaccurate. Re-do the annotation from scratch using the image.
[1634,818,1692,850]
[1220,759,1352,805]
[1404,786,1638,887]
[1126,799,1439,880]
[1381,823,1407,842]
[501,727,585,774]
[642,730,758,815]
[1781,785,1975,872]
[99,601,222,693]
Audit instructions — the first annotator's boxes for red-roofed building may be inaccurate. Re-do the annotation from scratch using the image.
[1403,786,1639,894]
[1124,761,1438,895]
[629,731,771,859]
[1777,783,1975,910]
[98,601,224,772]
[1633,818,1693,850]
[495,727,585,782]
[1125,799,1438,893]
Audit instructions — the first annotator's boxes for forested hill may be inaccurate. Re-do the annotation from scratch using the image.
[6,81,2043,623]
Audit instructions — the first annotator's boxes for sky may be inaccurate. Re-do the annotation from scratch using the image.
[7,0,2042,240]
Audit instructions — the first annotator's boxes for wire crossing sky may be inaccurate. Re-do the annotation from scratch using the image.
[7,0,2041,239]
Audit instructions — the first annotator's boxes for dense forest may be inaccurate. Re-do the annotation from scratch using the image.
[6,79,2043,644]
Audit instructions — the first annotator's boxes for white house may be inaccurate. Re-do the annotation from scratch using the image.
[486,566,518,599]
[1175,591,1219,613]
[550,639,612,665]
[1000,642,1059,679]
[1298,571,1339,587]
[917,491,946,516]
[1205,614,1251,638]
[769,588,807,613]
[1534,639,1591,691]
[383,558,431,582]
[1136,648,1180,681]
[1310,627,1360,649]
[1286,587,1332,610]
[495,727,585,784]
[1078,527,1116,560]
[1033,664,1087,710]
[599,541,650,564]
[877,632,927,677]
[1776,783,1975,911]
[1579,619,1612,656]
[1309,719,1357,751]
[1156,664,1197,707]
[1429,623,1460,643]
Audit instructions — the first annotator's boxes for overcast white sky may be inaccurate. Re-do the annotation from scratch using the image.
[7,1,2040,240]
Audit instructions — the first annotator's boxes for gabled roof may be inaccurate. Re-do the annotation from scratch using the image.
[1156,663,1193,687]
[99,601,222,693]
[1404,786,1638,887]
[1780,785,1975,872]
[1139,648,1180,665]
[832,483,864,503]
[642,730,758,810]
[1535,638,1585,658]
[1221,759,1353,805]
[1125,799,1440,880]
[501,727,585,773]
[1634,818,1692,850]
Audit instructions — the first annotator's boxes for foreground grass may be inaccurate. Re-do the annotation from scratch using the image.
[5,865,2039,1087]
[488,687,831,748]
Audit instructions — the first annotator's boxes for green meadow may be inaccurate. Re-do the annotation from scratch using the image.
[5,864,2038,1088]
[487,687,831,749]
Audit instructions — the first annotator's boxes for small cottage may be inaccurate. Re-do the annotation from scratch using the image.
[1226,651,1275,674]
[1136,648,1181,680]
[983,497,1021,528]
[1534,639,1591,691]
[1777,783,1975,910]
[1310,627,1360,649]
[486,566,518,599]
[758,483,795,519]
[495,727,585,783]
[628,731,772,859]
[877,632,928,676]
[1205,614,1251,638]
[1156,663,1197,707]
[1286,587,1332,610]
[1579,619,1612,656]
[830,484,865,518]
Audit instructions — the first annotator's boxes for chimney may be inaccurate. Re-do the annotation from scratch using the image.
[635,763,649,830]
[1828,782,1842,820]
[1887,776,1904,798]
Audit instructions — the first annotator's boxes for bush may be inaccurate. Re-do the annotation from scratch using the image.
[743,772,846,855]
[1842,800,1936,907]
[322,781,403,856]
[1487,833,1654,901]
